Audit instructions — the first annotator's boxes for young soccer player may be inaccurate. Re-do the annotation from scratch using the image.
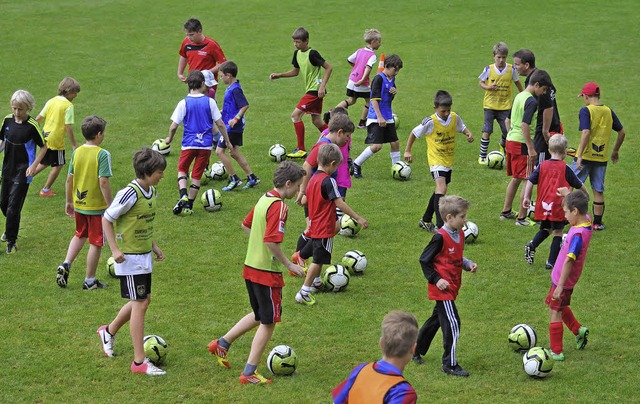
[333,28,382,129]
[572,82,625,231]
[523,135,587,269]
[97,148,167,375]
[177,18,226,98]
[207,161,306,385]
[269,27,333,159]
[295,143,367,305]
[215,61,260,191]
[332,311,418,403]
[352,54,403,178]
[56,116,113,290]
[500,69,551,226]
[34,77,81,196]
[413,196,478,377]
[404,90,474,232]
[546,189,592,361]
[0,90,47,253]
[165,70,230,215]
[477,42,523,163]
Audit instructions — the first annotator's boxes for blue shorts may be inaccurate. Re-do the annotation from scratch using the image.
[217,132,243,148]
[571,160,606,193]
[482,109,510,136]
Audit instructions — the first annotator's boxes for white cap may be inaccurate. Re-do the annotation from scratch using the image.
[202,70,217,87]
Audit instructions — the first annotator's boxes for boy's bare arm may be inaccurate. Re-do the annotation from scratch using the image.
[65,124,77,149]
[165,122,179,144]
[266,242,304,277]
[102,217,123,262]
[65,174,74,217]
[334,198,368,229]
[611,128,625,163]
[354,66,372,86]
[318,61,332,98]
[404,133,418,162]
[269,68,299,80]
[99,176,113,207]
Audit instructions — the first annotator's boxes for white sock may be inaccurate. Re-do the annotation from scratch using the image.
[390,151,401,164]
[354,147,374,166]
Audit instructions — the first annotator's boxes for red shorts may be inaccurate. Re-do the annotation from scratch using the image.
[178,149,212,180]
[505,141,529,179]
[296,93,324,115]
[74,212,104,246]
[545,284,574,311]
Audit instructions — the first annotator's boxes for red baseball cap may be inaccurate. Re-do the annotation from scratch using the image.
[579,82,600,97]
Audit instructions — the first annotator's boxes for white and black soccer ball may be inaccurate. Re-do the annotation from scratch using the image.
[527,200,536,220]
[269,144,287,163]
[462,221,479,243]
[201,188,222,212]
[321,264,350,292]
[209,161,228,181]
[391,161,411,180]
[143,334,168,365]
[508,324,537,352]
[522,347,554,378]
[392,113,400,129]
[266,345,298,375]
[339,214,362,237]
[486,151,505,169]
[151,138,171,156]
[106,256,117,278]
[341,250,367,275]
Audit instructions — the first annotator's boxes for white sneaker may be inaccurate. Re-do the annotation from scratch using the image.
[97,325,115,357]
[131,358,166,375]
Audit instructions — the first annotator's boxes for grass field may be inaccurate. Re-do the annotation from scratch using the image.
[1,0,638,402]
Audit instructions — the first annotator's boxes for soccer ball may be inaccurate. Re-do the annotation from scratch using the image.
[527,201,536,220]
[322,264,351,292]
[342,250,367,275]
[462,221,479,243]
[509,324,537,352]
[106,256,117,278]
[522,347,554,378]
[392,113,400,129]
[209,161,228,181]
[266,345,298,375]
[201,188,222,212]
[391,161,411,180]
[269,144,287,162]
[143,334,168,365]
[339,214,361,237]
[486,151,505,169]
[151,138,171,156]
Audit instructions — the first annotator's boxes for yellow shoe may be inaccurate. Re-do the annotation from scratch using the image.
[286,148,307,159]
[239,371,272,385]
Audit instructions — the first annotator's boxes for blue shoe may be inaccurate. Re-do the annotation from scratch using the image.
[222,178,242,191]
[242,177,260,190]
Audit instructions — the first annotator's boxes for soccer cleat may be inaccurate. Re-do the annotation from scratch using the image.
[357,120,367,129]
[39,189,56,197]
[545,261,553,270]
[478,157,487,165]
[352,163,362,178]
[499,210,515,220]
[173,195,188,215]
[56,262,70,288]
[288,251,307,276]
[442,364,469,377]
[286,148,307,159]
[239,371,272,385]
[550,351,565,361]
[593,223,606,231]
[242,177,261,190]
[295,291,316,306]
[83,279,108,290]
[576,326,589,350]
[515,217,535,226]
[567,147,577,157]
[419,220,437,233]
[310,278,324,293]
[131,358,166,376]
[97,325,115,357]
[524,242,536,265]
[222,178,243,191]
[412,355,424,365]
[1,233,7,242]
[6,242,17,254]
[179,207,194,216]
[208,339,231,369]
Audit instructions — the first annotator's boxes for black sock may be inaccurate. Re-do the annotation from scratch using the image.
[423,193,436,222]
[548,236,562,265]
[434,194,444,228]
[179,188,188,198]
[531,230,550,249]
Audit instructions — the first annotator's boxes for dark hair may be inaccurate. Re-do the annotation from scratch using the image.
[528,69,552,88]
[133,148,167,179]
[384,54,403,69]
[273,160,305,188]
[220,61,238,77]
[187,70,205,90]
[292,27,309,41]
[328,114,355,134]
[434,90,453,107]
[183,18,202,32]
[81,115,107,140]
[323,106,348,125]
[563,191,589,215]
[513,49,536,68]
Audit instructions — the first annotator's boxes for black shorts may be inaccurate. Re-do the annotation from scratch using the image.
[311,237,333,265]
[431,170,452,184]
[365,123,398,144]
[245,279,282,324]
[540,219,566,231]
[41,149,66,167]
[217,132,244,148]
[346,88,370,100]
[119,273,152,300]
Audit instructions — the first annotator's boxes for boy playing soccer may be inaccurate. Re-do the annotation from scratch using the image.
[165,70,230,215]
[215,61,260,191]
[500,69,551,226]
[56,116,113,290]
[333,28,382,129]
[572,82,625,231]
[97,148,167,375]
[477,42,523,163]
[207,161,306,385]
[352,54,403,178]
[523,135,587,269]
[404,90,474,232]
[332,311,418,403]
[34,77,81,196]
[546,189,592,361]
[295,143,368,305]
[269,27,333,159]
[413,196,478,377]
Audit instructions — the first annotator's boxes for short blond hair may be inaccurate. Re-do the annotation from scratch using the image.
[317,143,343,167]
[58,77,81,97]
[548,134,568,155]
[11,90,35,111]
[439,195,470,218]
[381,311,418,358]
[364,28,381,44]
[493,41,509,56]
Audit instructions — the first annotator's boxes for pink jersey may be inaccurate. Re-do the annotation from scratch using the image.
[318,129,351,189]
[348,47,376,87]
[551,223,592,290]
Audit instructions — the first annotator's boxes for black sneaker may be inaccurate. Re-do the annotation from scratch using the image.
[83,279,108,290]
[6,241,17,254]
[419,220,438,233]
[412,355,424,365]
[357,120,366,129]
[56,262,70,288]
[442,364,469,377]
[173,195,188,215]
[524,242,535,265]
[545,261,553,270]
[353,163,363,178]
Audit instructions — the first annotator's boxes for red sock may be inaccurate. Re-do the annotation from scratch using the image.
[294,121,305,150]
[320,123,328,133]
[549,321,563,354]
[561,307,581,335]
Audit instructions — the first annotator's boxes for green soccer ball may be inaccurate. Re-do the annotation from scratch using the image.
[106,256,117,278]
[143,334,168,365]
[522,347,554,378]
[391,161,411,180]
[321,264,350,292]
[201,188,222,212]
[151,138,171,156]
[338,214,361,237]
[342,250,367,275]
[509,324,537,352]
[266,345,298,375]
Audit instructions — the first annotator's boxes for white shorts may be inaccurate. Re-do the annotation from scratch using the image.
[114,252,153,276]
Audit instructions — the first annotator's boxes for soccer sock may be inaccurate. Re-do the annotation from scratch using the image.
[105,325,112,335]
[134,360,144,366]
[499,135,506,149]
[301,285,312,294]
[293,121,305,150]
[561,307,581,335]
[243,363,257,377]
[42,187,50,192]
[423,193,436,222]
[187,199,194,208]
[434,194,444,228]
[218,337,231,350]
[390,151,401,165]
[354,147,374,166]
[531,230,550,249]
[179,188,188,198]
[248,173,257,181]
[479,138,490,158]
[593,201,604,224]
[548,236,562,266]
[85,277,96,284]
[550,321,564,354]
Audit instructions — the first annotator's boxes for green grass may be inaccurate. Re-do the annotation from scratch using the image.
[0,0,638,402]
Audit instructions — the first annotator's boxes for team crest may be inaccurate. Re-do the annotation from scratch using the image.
[137,285,146,295]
